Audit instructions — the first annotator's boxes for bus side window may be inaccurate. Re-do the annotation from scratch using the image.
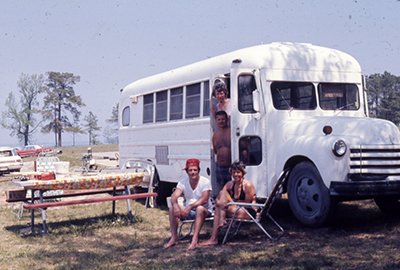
[186,83,201,118]
[239,136,262,165]
[122,106,130,126]
[238,74,257,113]
[143,94,154,123]
[170,87,183,120]
[203,81,210,117]
[156,90,168,122]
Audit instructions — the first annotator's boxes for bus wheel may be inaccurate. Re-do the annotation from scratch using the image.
[156,181,176,207]
[374,196,400,216]
[287,161,333,227]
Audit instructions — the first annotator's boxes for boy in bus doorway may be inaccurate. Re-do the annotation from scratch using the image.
[212,110,232,189]
[164,158,213,250]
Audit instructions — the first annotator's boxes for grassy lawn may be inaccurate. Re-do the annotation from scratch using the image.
[1,196,400,269]
[1,144,400,269]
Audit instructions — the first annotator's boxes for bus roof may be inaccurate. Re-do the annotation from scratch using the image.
[122,42,362,97]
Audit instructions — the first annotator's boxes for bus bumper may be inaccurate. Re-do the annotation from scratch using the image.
[330,180,400,197]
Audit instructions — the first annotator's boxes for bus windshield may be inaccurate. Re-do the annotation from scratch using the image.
[318,83,359,110]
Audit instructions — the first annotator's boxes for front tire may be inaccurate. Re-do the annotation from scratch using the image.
[374,196,400,216]
[287,161,335,227]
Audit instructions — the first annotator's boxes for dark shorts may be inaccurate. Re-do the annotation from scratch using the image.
[216,163,231,186]
[246,207,257,218]
[232,203,257,218]
[182,209,213,221]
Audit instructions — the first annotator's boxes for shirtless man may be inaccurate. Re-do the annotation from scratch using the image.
[212,110,231,188]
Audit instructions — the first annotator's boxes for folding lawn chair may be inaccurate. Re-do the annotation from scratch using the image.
[178,214,214,240]
[222,168,290,244]
[122,158,157,209]
[177,197,215,240]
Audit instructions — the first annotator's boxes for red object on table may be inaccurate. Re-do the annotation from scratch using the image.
[35,172,55,180]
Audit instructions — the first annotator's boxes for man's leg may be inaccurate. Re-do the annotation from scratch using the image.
[200,189,235,246]
[215,163,225,190]
[216,163,231,189]
[199,190,227,246]
[164,205,182,249]
[188,206,208,250]
[199,205,221,246]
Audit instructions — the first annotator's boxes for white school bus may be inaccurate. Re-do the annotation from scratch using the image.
[119,42,400,227]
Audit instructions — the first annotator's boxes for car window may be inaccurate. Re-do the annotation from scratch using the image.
[0,150,13,157]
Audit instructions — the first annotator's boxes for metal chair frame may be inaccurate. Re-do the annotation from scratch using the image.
[222,169,290,244]
[178,215,214,240]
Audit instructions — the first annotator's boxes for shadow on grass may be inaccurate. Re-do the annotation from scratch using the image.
[216,197,400,249]
[4,198,400,269]
[4,212,143,236]
[270,198,400,229]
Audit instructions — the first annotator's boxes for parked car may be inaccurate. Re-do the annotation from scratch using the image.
[16,145,53,158]
[0,147,23,174]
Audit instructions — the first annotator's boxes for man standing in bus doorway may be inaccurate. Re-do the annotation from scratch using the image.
[164,158,213,250]
[212,110,232,189]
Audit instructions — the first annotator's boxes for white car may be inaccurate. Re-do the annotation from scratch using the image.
[0,147,23,174]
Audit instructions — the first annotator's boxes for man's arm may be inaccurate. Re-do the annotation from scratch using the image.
[170,188,184,218]
[170,187,183,205]
[212,133,217,154]
[181,189,211,217]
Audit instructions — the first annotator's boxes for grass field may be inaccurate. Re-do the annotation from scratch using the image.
[1,145,400,269]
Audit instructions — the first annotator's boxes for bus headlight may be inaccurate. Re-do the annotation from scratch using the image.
[332,139,347,157]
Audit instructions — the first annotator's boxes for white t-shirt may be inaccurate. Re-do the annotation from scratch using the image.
[216,99,231,118]
[177,176,213,212]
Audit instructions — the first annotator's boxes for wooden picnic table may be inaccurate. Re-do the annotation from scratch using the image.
[7,171,157,234]
[9,171,146,190]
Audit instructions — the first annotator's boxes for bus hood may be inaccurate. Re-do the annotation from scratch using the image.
[280,116,400,145]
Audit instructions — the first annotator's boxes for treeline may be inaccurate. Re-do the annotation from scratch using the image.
[0,72,118,147]
[366,71,400,125]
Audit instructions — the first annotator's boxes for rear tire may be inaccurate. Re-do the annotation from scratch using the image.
[287,161,336,227]
[156,180,177,207]
[374,196,400,216]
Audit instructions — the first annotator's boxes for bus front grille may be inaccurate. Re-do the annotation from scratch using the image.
[349,145,400,180]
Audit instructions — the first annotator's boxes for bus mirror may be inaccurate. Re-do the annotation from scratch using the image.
[252,89,260,112]
[130,95,138,103]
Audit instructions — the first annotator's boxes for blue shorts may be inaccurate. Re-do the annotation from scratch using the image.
[183,209,213,221]
[216,163,231,186]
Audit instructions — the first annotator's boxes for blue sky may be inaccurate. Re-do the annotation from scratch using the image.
[1,0,399,147]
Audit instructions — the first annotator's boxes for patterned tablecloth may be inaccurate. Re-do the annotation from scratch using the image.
[9,172,145,190]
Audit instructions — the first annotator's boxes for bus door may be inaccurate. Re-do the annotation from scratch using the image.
[229,69,268,197]
[210,74,230,196]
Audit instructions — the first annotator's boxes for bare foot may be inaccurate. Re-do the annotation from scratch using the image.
[217,220,227,229]
[231,221,240,228]
[187,242,197,250]
[163,238,178,249]
[199,239,218,246]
